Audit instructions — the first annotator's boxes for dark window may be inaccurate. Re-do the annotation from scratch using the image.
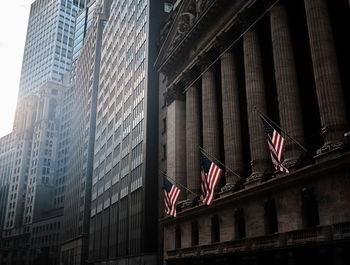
[162,144,167,160]
[191,221,199,246]
[211,215,220,243]
[162,92,166,108]
[264,199,278,234]
[301,188,320,227]
[234,208,246,239]
[175,226,181,249]
[162,118,166,134]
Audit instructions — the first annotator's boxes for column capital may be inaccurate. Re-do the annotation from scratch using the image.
[182,68,198,86]
[214,32,231,53]
[165,83,185,106]
[197,50,217,72]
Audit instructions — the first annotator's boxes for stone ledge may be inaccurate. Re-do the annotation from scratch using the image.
[161,151,350,225]
[166,221,350,260]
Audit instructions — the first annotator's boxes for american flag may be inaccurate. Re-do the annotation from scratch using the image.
[201,152,223,205]
[262,118,289,173]
[163,178,181,217]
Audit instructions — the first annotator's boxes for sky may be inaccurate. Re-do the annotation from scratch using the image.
[0,0,34,137]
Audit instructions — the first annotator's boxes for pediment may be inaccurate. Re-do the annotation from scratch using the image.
[155,0,213,72]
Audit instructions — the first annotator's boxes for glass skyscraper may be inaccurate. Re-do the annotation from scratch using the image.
[0,1,90,264]
[88,0,163,263]
[60,1,105,264]
[18,0,88,100]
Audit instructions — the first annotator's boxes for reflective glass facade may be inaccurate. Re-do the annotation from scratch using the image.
[60,2,103,264]
[72,1,96,61]
[89,0,163,263]
[18,0,86,100]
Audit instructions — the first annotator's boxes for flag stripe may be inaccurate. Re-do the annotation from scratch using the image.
[262,119,289,173]
[201,153,223,206]
[163,178,181,217]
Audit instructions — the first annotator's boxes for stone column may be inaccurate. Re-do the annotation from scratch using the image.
[243,29,270,182]
[304,0,348,153]
[216,36,244,186]
[185,71,202,199]
[270,2,304,166]
[165,84,187,200]
[198,54,220,160]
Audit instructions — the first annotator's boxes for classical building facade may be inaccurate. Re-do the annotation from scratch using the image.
[156,0,350,264]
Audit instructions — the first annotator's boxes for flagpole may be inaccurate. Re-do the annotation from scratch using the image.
[199,146,242,181]
[161,171,198,196]
[254,107,308,153]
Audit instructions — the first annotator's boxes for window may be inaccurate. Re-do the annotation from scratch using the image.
[264,199,278,234]
[162,118,166,134]
[175,226,181,249]
[211,215,220,243]
[301,188,320,227]
[162,92,166,108]
[234,208,246,239]
[191,221,199,246]
[162,144,166,160]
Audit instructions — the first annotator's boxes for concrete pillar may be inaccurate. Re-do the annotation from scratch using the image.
[199,54,221,160]
[217,37,244,186]
[243,29,270,182]
[270,2,304,167]
[166,85,187,200]
[185,72,201,199]
[304,0,348,153]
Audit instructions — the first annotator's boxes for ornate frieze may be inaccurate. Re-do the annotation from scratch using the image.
[156,0,279,88]
[163,0,214,55]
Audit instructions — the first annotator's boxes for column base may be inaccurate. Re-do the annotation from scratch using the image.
[178,198,199,210]
[294,152,315,169]
[282,158,298,169]
[221,179,245,193]
[317,140,345,155]
[315,146,344,164]
[244,172,263,188]
[221,183,235,192]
